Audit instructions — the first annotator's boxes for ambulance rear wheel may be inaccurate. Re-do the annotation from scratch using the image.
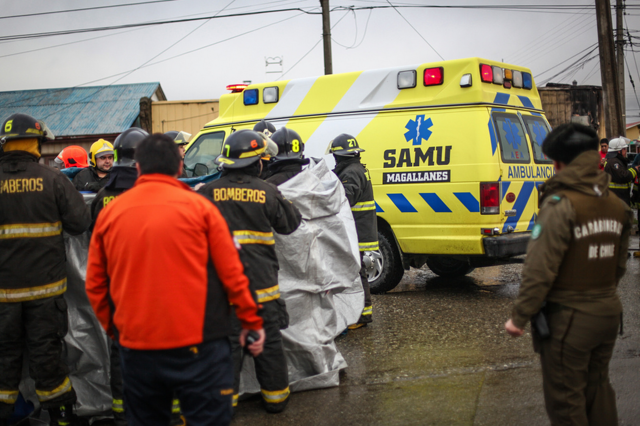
[426,256,475,277]
[369,231,404,294]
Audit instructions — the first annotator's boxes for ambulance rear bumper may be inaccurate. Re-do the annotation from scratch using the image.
[482,232,531,258]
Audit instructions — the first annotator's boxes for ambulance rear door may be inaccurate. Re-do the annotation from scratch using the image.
[491,110,553,234]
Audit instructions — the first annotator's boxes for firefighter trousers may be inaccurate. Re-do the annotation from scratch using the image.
[357,252,373,325]
[0,295,76,416]
[538,305,619,426]
[230,300,290,412]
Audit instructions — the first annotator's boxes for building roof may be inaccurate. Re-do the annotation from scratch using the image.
[626,120,640,129]
[0,83,165,137]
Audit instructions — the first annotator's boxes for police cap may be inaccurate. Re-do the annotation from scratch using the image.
[542,123,598,164]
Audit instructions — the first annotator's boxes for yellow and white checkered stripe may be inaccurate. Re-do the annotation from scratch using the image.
[609,182,631,189]
[112,398,124,413]
[36,377,73,402]
[359,241,379,252]
[233,230,275,245]
[351,201,376,212]
[0,389,19,403]
[171,399,181,414]
[362,306,372,316]
[0,221,62,240]
[261,387,290,404]
[0,278,67,303]
[255,285,280,303]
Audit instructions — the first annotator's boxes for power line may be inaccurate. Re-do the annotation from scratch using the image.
[42,0,238,121]
[0,0,175,20]
[277,9,353,81]
[534,43,599,78]
[385,0,444,60]
[2,4,628,43]
[0,8,320,42]
[509,12,594,65]
[4,12,306,111]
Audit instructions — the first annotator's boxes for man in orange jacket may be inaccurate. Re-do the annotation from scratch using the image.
[86,134,264,426]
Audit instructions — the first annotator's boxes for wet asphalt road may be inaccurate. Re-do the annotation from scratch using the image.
[232,237,640,426]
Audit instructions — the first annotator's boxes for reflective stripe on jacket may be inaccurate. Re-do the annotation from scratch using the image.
[334,157,379,251]
[0,151,90,301]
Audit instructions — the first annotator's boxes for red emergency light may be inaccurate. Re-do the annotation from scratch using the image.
[480,64,493,83]
[423,67,443,86]
[226,84,248,93]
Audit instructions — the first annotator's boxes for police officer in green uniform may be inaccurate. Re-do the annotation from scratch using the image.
[329,134,377,329]
[505,123,632,426]
[198,129,301,413]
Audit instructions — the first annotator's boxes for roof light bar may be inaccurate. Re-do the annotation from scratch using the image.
[512,71,523,88]
[492,66,503,85]
[398,70,417,89]
[480,64,493,83]
[424,67,444,86]
[243,89,259,105]
[226,84,248,93]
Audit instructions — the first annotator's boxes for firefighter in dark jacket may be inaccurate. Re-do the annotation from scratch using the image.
[603,136,638,205]
[73,139,114,192]
[266,127,309,186]
[197,129,301,413]
[253,120,276,180]
[329,134,377,328]
[505,124,632,426]
[0,113,91,426]
[91,128,148,226]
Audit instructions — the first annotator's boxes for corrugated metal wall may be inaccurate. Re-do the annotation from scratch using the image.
[151,100,219,137]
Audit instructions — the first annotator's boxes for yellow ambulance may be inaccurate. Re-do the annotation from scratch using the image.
[185,57,553,293]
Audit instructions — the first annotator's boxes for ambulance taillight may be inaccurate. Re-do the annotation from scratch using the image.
[424,67,443,86]
[226,84,248,93]
[480,182,500,214]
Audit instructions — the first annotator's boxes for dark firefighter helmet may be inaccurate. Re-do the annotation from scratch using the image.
[0,113,54,144]
[253,120,276,137]
[165,130,191,146]
[114,127,149,167]
[217,129,271,169]
[271,127,304,161]
[326,133,365,157]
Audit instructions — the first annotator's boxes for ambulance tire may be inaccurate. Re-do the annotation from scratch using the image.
[426,256,475,278]
[369,231,404,294]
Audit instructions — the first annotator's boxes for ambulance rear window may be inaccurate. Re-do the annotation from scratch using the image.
[493,113,530,163]
[183,131,225,177]
[522,115,552,164]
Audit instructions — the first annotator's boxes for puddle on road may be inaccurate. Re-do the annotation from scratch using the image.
[391,262,523,296]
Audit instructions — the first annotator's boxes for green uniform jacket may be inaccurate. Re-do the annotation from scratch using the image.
[511,151,632,329]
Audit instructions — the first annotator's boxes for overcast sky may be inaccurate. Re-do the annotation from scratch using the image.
[2,1,640,119]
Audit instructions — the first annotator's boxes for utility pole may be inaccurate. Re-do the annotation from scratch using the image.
[616,0,626,128]
[596,0,624,138]
[320,0,333,75]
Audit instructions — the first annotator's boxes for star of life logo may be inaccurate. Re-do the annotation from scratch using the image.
[404,115,433,146]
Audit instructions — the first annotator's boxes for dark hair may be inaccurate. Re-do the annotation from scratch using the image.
[135,134,181,176]
[542,123,599,164]
[600,138,608,145]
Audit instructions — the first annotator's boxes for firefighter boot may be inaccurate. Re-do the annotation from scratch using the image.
[48,405,74,426]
